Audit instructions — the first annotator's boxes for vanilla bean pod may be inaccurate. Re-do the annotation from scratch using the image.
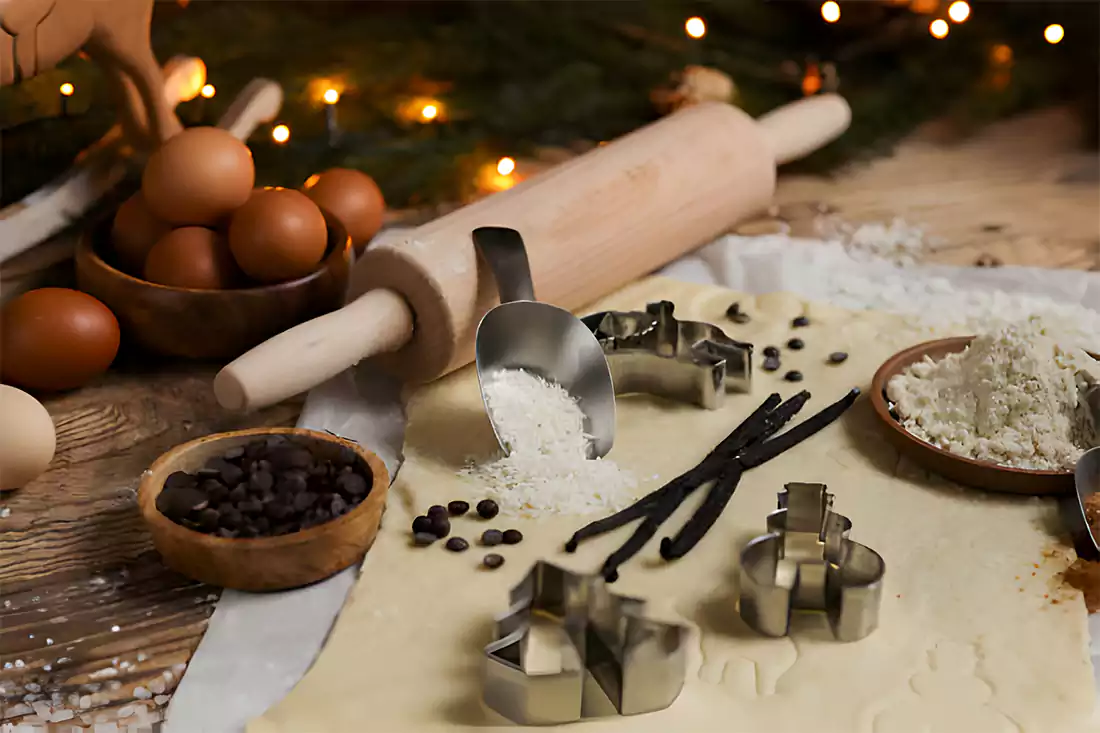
[599,391,811,581]
[658,387,861,560]
[564,393,782,553]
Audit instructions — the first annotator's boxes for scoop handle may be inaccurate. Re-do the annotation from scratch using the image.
[213,288,414,411]
[756,93,852,166]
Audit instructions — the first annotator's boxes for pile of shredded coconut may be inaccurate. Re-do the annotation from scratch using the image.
[460,368,637,517]
[885,318,1094,470]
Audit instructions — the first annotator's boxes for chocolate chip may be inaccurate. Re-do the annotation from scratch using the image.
[429,515,451,539]
[216,528,238,539]
[725,302,750,323]
[219,506,242,529]
[481,529,504,547]
[791,316,810,328]
[412,515,433,534]
[477,500,499,519]
[156,486,208,520]
[334,446,358,467]
[249,470,274,494]
[786,338,804,350]
[447,500,470,516]
[413,532,437,547]
[292,492,317,513]
[223,446,245,460]
[427,505,448,519]
[276,472,308,496]
[502,529,523,545]
[445,537,470,552]
[202,480,229,504]
[784,370,804,382]
[828,351,848,364]
[239,498,264,515]
[762,346,779,358]
[196,508,220,531]
[330,495,349,516]
[213,460,244,487]
[335,472,368,496]
[228,483,248,503]
[762,356,781,372]
[164,472,196,490]
[482,553,505,569]
[265,502,292,521]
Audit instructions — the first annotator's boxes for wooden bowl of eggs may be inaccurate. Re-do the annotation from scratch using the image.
[73,127,384,360]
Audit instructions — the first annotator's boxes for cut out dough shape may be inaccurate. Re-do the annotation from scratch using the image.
[250,277,1096,733]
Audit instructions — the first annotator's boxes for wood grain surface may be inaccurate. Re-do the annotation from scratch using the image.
[1,105,1097,728]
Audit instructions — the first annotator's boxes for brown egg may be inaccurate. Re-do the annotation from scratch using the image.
[228,188,328,283]
[144,227,243,290]
[1,288,120,392]
[302,168,385,255]
[142,127,255,226]
[111,192,171,272]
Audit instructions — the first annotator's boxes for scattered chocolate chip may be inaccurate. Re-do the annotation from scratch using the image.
[412,515,433,534]
[413,532,437,547]
[482,553,505,569]
[481,529,504,547]
[791,316,810,328]
[762,346,780,358]
[445,537,470,552]
[786,338,804,350]
[430,515,451,538]
[447,500,470,516]
[502,529,524,545]
[477,499,500,519]
[784,370,804,382]
[725,302,751,324]
[762,356,781,372]
[975,253,1003,267]
[427,505,448,519]
[828,351,848,364]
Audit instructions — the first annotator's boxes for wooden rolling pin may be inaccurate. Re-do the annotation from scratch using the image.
[214,95,851,411]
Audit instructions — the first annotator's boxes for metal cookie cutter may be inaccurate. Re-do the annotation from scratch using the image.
[483,560,689,725]
[580,300,753,410]
[738,483,885,642]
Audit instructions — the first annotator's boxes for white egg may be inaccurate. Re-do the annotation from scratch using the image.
[0,384,56,490]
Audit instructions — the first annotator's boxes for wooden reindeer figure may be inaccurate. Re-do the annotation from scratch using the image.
[0,0,183,148]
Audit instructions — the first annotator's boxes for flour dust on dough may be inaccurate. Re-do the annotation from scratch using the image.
[250,277,1096,733]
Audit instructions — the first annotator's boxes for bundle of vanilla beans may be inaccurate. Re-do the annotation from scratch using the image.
[565,388,860,582]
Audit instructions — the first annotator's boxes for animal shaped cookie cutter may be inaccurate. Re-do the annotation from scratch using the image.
[482,560,689,725]
[580,300,752,410]
[738,483,885,642]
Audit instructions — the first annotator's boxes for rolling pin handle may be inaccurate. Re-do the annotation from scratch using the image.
[472,227,536,303]
[213,288,414,411]
[756,93,852,166]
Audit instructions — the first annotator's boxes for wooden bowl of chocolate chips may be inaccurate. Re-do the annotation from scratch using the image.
[138,427,389,591]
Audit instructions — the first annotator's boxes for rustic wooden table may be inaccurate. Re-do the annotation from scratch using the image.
[1,106,1097,728]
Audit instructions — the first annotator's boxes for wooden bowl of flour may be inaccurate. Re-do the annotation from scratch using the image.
[871,337,1075,496]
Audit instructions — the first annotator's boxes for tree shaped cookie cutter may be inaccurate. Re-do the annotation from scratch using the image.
[483,560,689,725]
[580,300,752,410]
[739,483,885,642]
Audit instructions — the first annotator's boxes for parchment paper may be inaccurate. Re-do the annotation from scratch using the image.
[166,234,1100,733]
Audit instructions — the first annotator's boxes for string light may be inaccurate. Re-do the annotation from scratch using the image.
[947,1,969,23]
[59,83,74,97]
[323,88,340,105]
[684,17,706,39]
[990,44,1013,65]
[1044,24,1064,44]
[200,84,215,99]
[421,103,439,120]
[821,2,840,23]
[496,157,516,176]
[271,124,290,144]
[929,19,949,39]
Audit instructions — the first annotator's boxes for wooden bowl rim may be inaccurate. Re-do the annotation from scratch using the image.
[137,427,389,550]
[77,208,351,296]
[870,335,1080,480]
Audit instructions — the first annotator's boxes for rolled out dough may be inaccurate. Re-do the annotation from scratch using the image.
[250,277,1096,733]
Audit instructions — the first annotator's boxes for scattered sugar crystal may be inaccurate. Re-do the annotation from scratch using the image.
[3,662,11,669]
[136,653,146,662]
[3,600,10,607]
[171,663,187,675]
[68,693,80,706]
[28,634,33,639]
[0,507,10,518]
[57,657,71,664]
[24,683,40,693]
[110,625,120,633]
[79,695,92,709]
[149,678,166,694]
[118,705,135,718]
[108,681,122,691]
[51,709,75,722]
[89,667,119,679]
[32,701,52,718]
[7,703,33,716]
[133,686,152,700]
[23,693,40,702]
[45,638,53,645]
[154,694,170,706]
[14,659,24,668]
[43,664,52,671]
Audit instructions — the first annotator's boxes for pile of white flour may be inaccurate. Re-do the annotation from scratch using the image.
[460,368,636,517]
[885,319,1094,470]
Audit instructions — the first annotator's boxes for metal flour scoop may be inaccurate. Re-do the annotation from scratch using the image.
[472,227,616,458]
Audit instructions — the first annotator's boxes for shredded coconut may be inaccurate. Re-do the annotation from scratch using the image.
[886,319,1095,470]
[460,368,636,517]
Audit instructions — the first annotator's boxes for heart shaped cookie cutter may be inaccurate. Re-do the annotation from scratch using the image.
[738,483,885,642]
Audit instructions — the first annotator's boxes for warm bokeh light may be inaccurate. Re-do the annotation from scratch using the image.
[323,88,340,105]
[685,17,706,39]
[1044,24,1064,44]
[821,2,840,23]
[990,44,1013,65]
[271,124,290,144]
[930,19,949,39]
[802,68,823,96]
[947,1,970,23]
[496,157,516,176]
[59,83,74,97]
[303,173,321,190]
[421,103,439,120]
[200,84,216,99]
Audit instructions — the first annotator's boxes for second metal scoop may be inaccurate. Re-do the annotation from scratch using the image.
[472,227,616,459]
